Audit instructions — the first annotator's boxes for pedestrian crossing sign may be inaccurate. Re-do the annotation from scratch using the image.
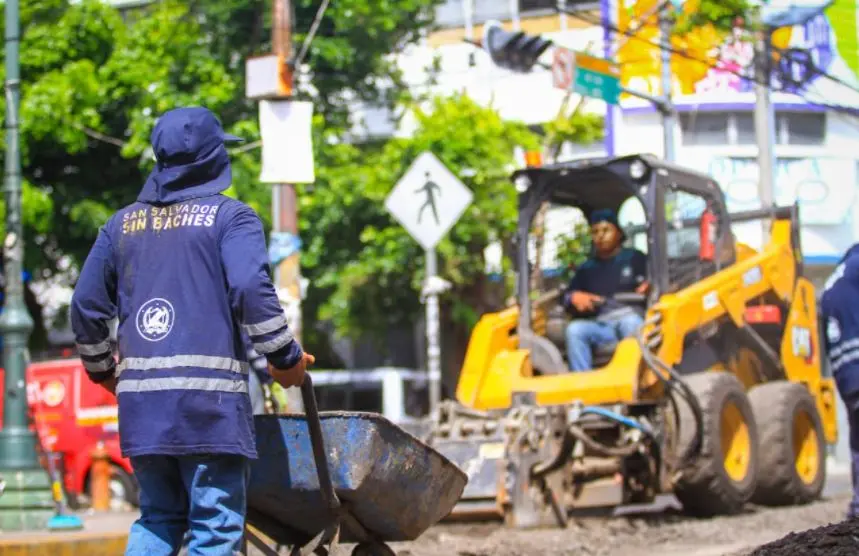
[384,151,474,251]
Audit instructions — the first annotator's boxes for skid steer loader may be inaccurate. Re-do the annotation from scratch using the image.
[427,154,838,527]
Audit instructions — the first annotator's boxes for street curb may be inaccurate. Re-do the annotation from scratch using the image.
[0,531,128,555]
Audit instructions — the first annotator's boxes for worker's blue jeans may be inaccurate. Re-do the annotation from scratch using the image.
[125,454,249,555]
[565,312,643,371]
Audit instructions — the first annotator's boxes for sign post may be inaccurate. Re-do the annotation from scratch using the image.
[384,152,473,415]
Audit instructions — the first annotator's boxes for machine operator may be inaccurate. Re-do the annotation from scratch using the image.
[70,107,315,554]
[820,243,859,520]
[562,209,649,371]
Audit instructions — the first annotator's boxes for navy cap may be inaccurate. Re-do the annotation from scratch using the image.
[150,107,243,166]
[589,208,620,228]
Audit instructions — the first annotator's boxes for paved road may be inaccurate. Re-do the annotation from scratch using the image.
[7,467,848,555]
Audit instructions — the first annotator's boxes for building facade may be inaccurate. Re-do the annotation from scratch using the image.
[607,0,859,286]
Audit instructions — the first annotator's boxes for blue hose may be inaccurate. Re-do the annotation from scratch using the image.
[580,405,653,436]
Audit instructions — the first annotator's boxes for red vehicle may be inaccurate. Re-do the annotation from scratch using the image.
[0,357,138,509]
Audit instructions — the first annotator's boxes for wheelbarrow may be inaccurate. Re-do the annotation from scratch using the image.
[242,375,468,556]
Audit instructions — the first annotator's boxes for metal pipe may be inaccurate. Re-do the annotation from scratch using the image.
[753,23,777,238]
[425,249,442,414]
[300,375,340,513]
[658,11,676,162]
[624,204,797,236]
[0,0,38,473]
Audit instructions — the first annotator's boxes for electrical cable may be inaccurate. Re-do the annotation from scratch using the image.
[634,323,705,467]
[293,0,331,70]
[579,405,654,436]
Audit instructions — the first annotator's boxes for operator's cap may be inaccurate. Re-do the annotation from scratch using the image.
[589,208,621,228]
[589,209,626,241]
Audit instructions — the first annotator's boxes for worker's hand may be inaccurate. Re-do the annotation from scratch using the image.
[635,281,650,295]
[100,376,117,397]
[570,291,603,312]
[269,353,315,389]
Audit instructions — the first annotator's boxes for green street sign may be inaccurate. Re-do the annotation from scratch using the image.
[574,66,621,105]
[553,47,622,105]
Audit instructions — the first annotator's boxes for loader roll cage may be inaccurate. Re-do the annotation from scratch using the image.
[511,154,802,341]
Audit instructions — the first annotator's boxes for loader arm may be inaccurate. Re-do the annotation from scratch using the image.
[646,218,797,373]
[642,218,837,444]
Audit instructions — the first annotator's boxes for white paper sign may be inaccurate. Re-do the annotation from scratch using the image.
[259,100,315,184]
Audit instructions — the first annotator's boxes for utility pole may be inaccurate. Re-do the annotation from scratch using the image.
[658,9,676,162]
[271,0,304,411]
[0,0,53,532]
[753,17,777,237]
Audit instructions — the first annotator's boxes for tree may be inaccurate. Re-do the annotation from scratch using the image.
[8,0,445,276]
[0,0,444,350]
[304,94,539,345]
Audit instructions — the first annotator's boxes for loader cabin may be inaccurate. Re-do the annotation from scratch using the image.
[511,154,736,373]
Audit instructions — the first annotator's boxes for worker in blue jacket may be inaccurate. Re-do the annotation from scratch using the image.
[70,106,315,555]
[820,243,859,520]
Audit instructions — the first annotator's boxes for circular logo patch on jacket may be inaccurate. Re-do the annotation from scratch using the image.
[136,298,175,342]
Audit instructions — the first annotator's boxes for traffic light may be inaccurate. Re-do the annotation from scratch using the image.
[482,20,553,73]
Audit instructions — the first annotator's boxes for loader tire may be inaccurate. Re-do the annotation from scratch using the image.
[674,371,759,517]
[748,381,826,507]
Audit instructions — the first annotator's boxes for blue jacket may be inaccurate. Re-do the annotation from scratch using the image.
[820,243,859,396]
[244,334,273,386]
[70,107,303,459]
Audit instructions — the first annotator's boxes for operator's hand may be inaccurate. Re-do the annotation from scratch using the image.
[635,281,650,295]
[269,353,315,389]
[570,291,603,312]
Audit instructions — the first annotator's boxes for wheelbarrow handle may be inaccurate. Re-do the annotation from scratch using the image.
[300,374,341,513]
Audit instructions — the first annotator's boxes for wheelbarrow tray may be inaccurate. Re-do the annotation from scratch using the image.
[247,413,467,546]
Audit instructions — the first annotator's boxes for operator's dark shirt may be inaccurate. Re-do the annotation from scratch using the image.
[562,247,647,319]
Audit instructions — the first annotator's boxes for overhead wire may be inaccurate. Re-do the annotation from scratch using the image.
[292,0,331,70]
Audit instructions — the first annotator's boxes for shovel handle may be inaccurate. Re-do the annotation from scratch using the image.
[300,374,340,513]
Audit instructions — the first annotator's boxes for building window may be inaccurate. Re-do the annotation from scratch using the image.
[680,113,729,146]
[680,111,826,147]
[734,113,756,145]
[778,112,826,146]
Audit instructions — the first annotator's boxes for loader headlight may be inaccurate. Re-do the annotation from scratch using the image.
[514,174,532,192]
[629,159,649,182]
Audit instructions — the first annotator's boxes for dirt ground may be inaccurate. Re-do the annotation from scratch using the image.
[382,493,852,556]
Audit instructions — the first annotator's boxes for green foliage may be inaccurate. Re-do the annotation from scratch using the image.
[671,0,759,36]
[8,0,613,359]
[542,106,605,157]
[304,94,540,340]
[193,0,445,127]
[7,0,442,281]
[554,222,592,274]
